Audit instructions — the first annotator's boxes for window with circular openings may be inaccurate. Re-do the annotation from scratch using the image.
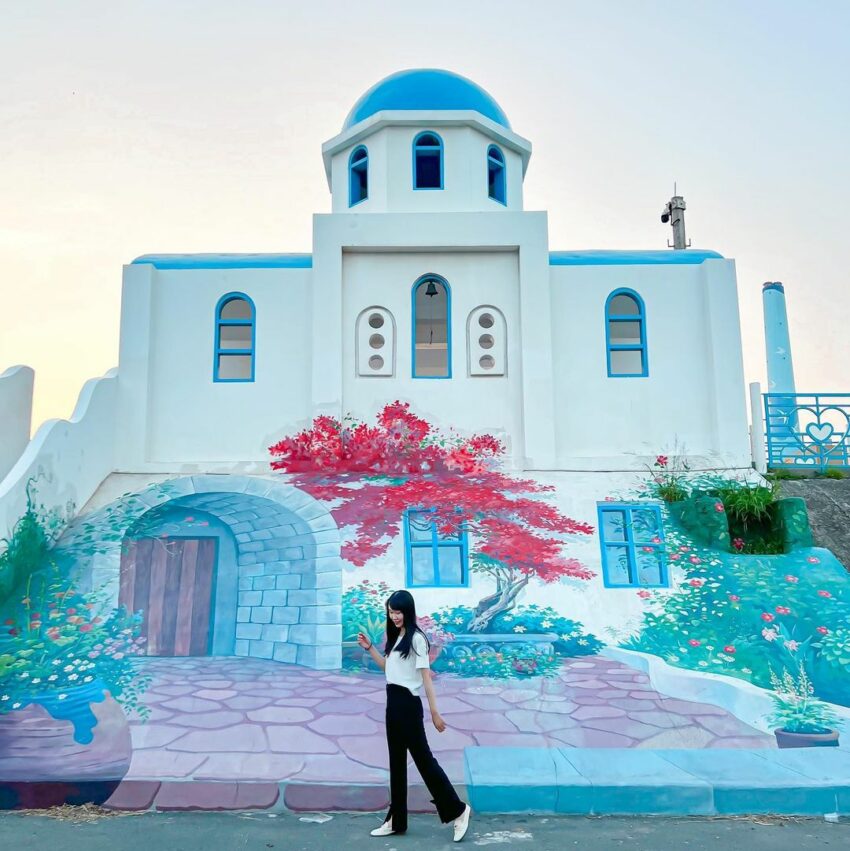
[357,307,395,376]
[467,306,506,376]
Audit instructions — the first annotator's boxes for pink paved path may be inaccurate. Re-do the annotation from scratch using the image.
[125,655,773,785]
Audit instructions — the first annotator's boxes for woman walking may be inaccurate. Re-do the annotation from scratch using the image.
[357,589,472,841]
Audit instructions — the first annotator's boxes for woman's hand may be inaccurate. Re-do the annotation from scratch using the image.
[356,632,373,651]
[431,711,447,733]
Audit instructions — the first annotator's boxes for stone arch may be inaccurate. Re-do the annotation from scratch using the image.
[60,475,342,670]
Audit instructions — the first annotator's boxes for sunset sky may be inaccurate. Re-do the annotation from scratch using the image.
[2,0,848,431]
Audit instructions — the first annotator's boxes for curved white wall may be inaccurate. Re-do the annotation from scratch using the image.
[329,125,524,214]
[0,365,34,484]
[0,370,117,542]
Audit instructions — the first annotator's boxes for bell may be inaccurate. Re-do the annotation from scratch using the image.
[425,281,439,298]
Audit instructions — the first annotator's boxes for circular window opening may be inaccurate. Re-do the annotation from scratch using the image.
[368,355,384,370]
[479,355,496,370]
[479,334,494,350]
[369,334,385,349]
[478,313,495,329]
[368,313,385,329]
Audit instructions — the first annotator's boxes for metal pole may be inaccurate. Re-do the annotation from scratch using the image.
[749,381,767,473]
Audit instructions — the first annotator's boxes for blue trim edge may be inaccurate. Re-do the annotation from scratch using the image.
[132,254,312,270]
[550,250,723,266]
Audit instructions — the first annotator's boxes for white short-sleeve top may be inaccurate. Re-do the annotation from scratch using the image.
[385,631,430,694]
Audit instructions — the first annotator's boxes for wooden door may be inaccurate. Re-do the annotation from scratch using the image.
[119,537,217,656]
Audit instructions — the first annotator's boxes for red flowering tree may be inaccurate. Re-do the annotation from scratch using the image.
[269,402,594,633]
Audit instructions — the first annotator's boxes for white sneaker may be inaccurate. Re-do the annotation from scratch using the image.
[370,820,396,837]
[453,805,471,842]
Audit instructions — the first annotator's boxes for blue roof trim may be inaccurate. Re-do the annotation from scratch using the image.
[762,281,785,293]
[549,249,724,267]
[344,69,510,131]
[131,254,312,270]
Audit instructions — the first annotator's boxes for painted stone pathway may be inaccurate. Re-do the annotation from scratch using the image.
[126,655,773,788]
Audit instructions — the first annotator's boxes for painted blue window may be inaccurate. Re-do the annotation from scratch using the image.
[597,503,668,588]
[412,274,451,378]
[349,145,368,206]
[214,293,255,382]
[487,145,506,205]
[413,132,443,189]
[404,510,468,587]
[605,289,648,377]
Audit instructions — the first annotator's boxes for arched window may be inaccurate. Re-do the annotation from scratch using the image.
[349,145,368,206]
[413,132,443,190]
[487,145,506,205]
[467,306,506,376]
[412,275,451,378]
[214,293,255,382]
[356,306,395,376]
[605,289,647,377]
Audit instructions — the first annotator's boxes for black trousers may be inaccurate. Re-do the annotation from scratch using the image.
[385,684,465,832]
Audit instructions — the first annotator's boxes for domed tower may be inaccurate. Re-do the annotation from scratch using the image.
[321,69,532,213]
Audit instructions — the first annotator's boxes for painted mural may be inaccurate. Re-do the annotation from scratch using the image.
[1,406,849,810]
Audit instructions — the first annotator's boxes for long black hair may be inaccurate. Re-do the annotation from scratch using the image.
[384,589,430,660]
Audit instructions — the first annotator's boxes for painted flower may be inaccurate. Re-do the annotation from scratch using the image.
[817,626,830,635]
[784,640,800,652]
[669,554,681,562]
[512,626,527,633]
[637,590,651,599]
[732,538,745,552]
[728,594,741,602]
[784,575,799,584]
[79,624,93,633]
[688,578,705,587]
[775,606,791,615]
[541,620,553,628]
[761,613,775,622]
[723,646,736,654]
[762,628,778,642]
[651,536,662,544]
[66,608,76,615]
[655,455,669,468]
[817,590,832,598]
[560,633,571,641]
[688,639,701,647]
[807,556,821,564]
[714,503,725,513]
[688,556,701,565]
[642,547,654,553]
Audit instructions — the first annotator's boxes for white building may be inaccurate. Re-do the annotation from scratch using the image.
[0,69,755,667]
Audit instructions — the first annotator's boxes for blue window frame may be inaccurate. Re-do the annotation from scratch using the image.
[404,509,469,587]
[214,292,256,382]
[597,503,668,588]
[413,131,444,190]
[412,274,451,378]
[487,145,506,205]
[605,288,648,377]
[349,145,368,206]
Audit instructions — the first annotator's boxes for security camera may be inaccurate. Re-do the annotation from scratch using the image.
[661,211,670,223]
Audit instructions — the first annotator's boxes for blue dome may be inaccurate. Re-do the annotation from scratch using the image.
[343,69,511,131]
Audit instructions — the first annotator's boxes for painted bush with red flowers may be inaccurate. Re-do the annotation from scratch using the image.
[0,568,150,718]
[625,505,850,707]
[270,403,594,631]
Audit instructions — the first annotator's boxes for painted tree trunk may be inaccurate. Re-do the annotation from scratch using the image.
[467,575,529,633]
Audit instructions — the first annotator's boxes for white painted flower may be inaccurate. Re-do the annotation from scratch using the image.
[84,676,93,683]
[52,659,61,666]
[698,661,709,667]
[58,694,67,700]
[541,620,553,629]
[48,675,58,682]
[560,633,571,641]
[68,674,79,681]
[20,672,29,679]
[63,665,74,672]
[667,655,680,663]
[12,702,21,709]
[32,678,41,684]
[742,667,752,674]
[0,695,9,701]
[578,639,589,646]
[453,617,464,625]
[512,625,527,633]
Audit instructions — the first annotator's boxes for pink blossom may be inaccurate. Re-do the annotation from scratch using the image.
[817,626,829,635]
[762,628,778,642]
[784,640,799,652]
[688,639,701,647]
[688,578,705,588]
[688,555,701,565]
[784,575,799,584]
[651,536,662,544]
[732,538,745,552]
[807,556,820,564]
[669,554,681,561]
[728,594,741,602]
[723,645,736,654]
[714,503,725,513]
[775,606,791,615]
[761,612,775,622]
[656,455,669,468]
[637,590,651,599]
[817,590,832,598]
[88,651,101,658]
[642,546,654,553]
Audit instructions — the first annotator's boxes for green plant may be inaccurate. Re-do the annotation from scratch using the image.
[817,627,850,671]
[713,480,777,530]
[818,468,845,480]
[768,664,839,733]
[647,454,690,503]
[0,568,150,718]
[767,469,808,481]
[342,579,392,642]
[433,647,561,679]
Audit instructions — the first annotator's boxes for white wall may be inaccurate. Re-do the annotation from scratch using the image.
[0,370,117,542]
[329,122,525,214]
[0,365,34,484]
[342,251,524,458]
[116,264,314,470]
[550,258,751,469]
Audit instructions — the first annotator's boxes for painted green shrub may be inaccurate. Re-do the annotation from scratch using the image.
[624,503,850,707]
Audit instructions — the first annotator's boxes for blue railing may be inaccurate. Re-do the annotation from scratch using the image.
[764,393,850,470]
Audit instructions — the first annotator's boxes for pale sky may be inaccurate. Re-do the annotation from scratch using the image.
[1,0,849,431]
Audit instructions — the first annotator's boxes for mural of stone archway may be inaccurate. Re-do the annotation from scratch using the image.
[59,475,342,669]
